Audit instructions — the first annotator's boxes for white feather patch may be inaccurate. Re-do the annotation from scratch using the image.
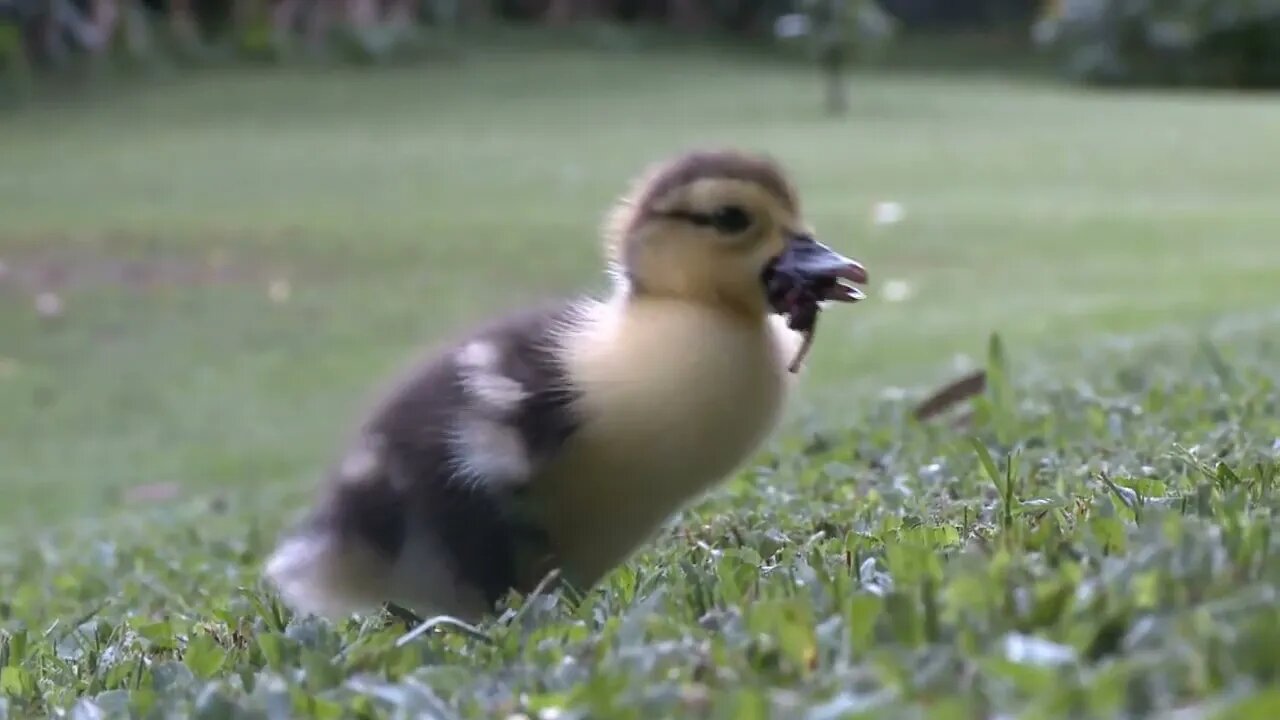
[263,533,391,619]
[338,438,381,483]
[457,340,499,369]
[469,373,527,410]
[264,530,492,621]
[457,340,528,412]
[450,416,531,487]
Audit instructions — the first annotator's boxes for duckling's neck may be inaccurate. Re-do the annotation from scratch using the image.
[611,276,767,324]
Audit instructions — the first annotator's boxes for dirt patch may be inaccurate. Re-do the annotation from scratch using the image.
[0,244,283,297]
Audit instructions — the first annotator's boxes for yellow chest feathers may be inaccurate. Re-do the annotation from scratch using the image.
[537,298,800,585]
[564,298,796,474]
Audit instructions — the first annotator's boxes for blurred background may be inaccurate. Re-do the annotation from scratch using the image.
[1,0,1278,532]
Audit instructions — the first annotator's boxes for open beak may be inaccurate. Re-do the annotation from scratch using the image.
[764,234,868,311]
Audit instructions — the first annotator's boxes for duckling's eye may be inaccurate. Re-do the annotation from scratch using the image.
[711,206,752,234]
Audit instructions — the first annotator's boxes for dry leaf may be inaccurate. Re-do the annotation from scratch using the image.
[914,370,987,422]
[124,482,181,503]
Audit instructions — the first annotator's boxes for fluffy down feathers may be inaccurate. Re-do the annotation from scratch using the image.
[266,305,582,620]
[264,298,799,621]
[265,149,860,622]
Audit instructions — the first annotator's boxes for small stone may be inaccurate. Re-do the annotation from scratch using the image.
[268,279,291,304]
[882,279,914,302]
[1003,633,1077,666]
[35,292,64,318]
[871,200,905,226]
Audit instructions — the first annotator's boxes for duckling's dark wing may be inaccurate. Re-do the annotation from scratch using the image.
[265,302,585,619]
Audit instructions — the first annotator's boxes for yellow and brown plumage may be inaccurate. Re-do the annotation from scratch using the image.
[264,149,869,621]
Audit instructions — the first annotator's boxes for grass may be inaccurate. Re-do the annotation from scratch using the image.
[1,39,1279,716]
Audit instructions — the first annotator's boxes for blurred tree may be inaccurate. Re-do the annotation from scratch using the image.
[168,0,201,57]
[7,0,1274,103]
[1,1,35,103]
[880,0,1036,29]
[775,0,896,115]
[544,0,582,25]
[1035,0,1280,88]
[668,0,709,30]
[493,0,548,22]
[816,0,851,114]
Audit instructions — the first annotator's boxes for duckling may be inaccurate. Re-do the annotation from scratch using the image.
[264,149,868,622]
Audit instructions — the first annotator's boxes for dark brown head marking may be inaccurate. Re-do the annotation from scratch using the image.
[629,150,799,227]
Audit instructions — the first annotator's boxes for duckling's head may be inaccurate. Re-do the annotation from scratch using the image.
[604,149,867,317]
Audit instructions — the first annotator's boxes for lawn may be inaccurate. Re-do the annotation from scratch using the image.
[0,41,1278,717]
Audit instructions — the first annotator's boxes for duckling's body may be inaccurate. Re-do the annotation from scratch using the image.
[539,296,801,589]
[265,150,866,622]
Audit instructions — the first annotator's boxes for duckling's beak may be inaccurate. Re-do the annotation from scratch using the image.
[764,234,868,312]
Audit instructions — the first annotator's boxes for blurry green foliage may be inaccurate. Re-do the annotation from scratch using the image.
[3,308,1280,717]
[0,0,460,88]
[1035,0,1280,87]
[0,19,34,105]
[0,0,896,105]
